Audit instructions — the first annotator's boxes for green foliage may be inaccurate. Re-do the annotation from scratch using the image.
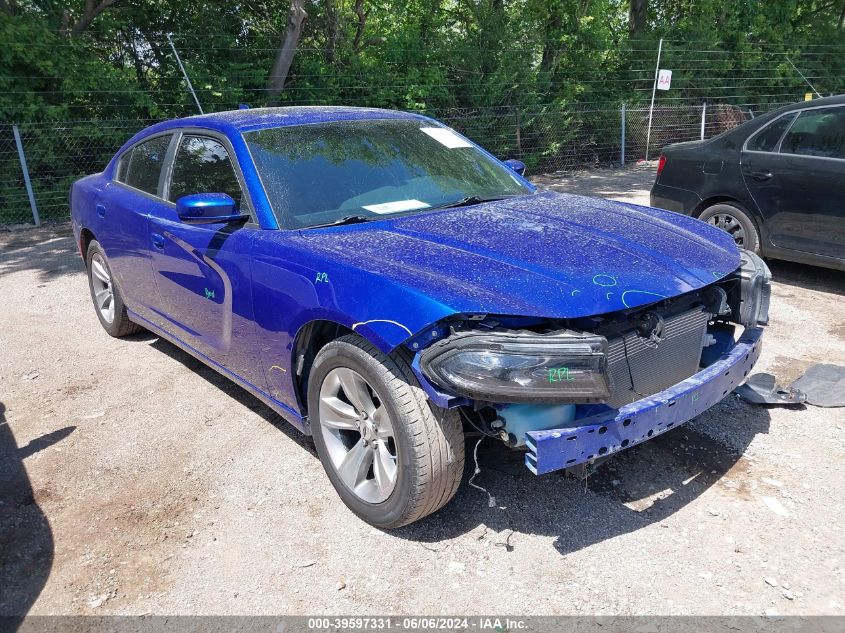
[1,0,844,223]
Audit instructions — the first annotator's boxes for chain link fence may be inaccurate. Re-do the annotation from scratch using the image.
[0,102,771,228]
[1,119,153,226]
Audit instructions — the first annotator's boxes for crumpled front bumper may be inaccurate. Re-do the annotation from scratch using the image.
[524,328,763,475]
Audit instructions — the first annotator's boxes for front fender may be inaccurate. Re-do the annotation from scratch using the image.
[251,233,460,410]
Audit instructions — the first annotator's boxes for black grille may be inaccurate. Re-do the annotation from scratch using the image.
[606,308,709,408]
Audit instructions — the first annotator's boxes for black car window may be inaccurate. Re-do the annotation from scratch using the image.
[121,135,171,195]
[780,107,845,159]
[748,114,795,153]
[168,136,243,207]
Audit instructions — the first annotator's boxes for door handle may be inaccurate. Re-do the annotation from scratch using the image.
[151,233,165,250]
[750,171,773,181]
[96,203,106,218]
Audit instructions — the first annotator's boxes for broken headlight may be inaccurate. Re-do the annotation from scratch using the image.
[419,330,611,404]
[728,250,772,328]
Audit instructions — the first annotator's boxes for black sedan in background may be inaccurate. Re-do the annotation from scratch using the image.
[651,94,844,271]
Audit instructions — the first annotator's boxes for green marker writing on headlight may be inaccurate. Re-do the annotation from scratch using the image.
[548,367,576,383]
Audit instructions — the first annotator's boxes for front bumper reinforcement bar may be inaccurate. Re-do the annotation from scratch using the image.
[525,328,763,475]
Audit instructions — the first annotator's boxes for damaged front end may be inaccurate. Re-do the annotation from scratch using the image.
[412,250,771,475]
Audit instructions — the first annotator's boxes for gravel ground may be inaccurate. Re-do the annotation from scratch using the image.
[1,165,844,617]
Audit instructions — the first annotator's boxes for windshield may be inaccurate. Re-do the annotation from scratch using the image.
[243,118,532,229]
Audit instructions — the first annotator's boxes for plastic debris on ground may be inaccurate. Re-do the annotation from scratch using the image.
[789,363,845,408]
[733,373,806,406]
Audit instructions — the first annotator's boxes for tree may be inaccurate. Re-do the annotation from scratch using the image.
[61,0,118,35]
[267,0,307,103]
[629,0,647,36]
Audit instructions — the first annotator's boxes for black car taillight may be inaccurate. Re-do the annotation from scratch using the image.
[657,154,667,176]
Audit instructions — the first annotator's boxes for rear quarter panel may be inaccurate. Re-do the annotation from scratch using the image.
[657,141,760,220]
[70,173,107,255]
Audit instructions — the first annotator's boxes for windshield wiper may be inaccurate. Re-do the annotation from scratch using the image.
[307,214,371,229]
[430,195,515,210]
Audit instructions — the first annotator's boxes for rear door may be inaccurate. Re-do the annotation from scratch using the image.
[742,106,845,258]
[147,130,264,386]
[102,133,173,320]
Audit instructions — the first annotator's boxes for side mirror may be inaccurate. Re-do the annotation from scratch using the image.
[502,158,526,176]
[176,193,247,225]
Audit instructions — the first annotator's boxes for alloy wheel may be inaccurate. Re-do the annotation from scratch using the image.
[90,252,115,324]
[318,367,398,503]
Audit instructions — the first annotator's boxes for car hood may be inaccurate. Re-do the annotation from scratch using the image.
[300,191,740,320]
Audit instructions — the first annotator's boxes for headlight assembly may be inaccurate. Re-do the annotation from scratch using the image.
[728,250,772,328]
[419,329,611,403]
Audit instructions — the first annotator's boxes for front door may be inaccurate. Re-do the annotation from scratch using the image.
[147,132,263,387]
[742,105,845,259]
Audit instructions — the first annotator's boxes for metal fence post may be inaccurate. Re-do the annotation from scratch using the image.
[620,103,626,166]
[167,33,204,115]
[644,37,663,162]
[700,102,706,140]
[13,124,40,227]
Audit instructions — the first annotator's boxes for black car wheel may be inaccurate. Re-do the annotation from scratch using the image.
[308,335,464,528]
[698,203,760,253]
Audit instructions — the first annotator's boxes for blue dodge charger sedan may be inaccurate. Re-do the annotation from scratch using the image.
[71,107,770,527]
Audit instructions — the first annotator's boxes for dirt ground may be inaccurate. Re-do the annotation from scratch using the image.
[1,165,844,617]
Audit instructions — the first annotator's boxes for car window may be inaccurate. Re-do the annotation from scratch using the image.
[244,119,532,229]
[780,107,845,159]
[120,135,171,195]
[115,153,129,182]
[168,136,243,207]
[747,114,795,152]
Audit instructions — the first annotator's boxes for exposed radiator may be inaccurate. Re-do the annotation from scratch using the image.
[606,308,710,408]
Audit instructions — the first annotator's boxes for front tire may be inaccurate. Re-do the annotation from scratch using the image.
[86,240,143,337]
[308,335,464,528]
[698,203,760,253]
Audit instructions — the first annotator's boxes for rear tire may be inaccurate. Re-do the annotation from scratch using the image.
[698,203,760,253]
[86,240,143,337]
[308,335,464,528]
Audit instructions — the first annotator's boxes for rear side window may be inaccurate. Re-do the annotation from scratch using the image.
[117,135,171,195]
[168,136,243,207]
[115,153,129,182]
[780,107,845,159]
[748,114,794,152]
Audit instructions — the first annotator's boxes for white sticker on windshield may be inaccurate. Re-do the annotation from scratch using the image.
[363,199,431,214]
[420,127,473,149]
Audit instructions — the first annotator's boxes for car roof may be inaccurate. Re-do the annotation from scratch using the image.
[138,106,430,137]
[766,93,845,117]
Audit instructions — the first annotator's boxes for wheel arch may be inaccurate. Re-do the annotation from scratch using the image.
[692,195,752,218]
[79,227,97,263]
[290,319,357,417]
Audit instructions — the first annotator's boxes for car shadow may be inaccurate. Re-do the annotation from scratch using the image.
[145,336,317,457]
[393,399,770,556]
[0,224,83,283]
[0,402,75,624]
[767,259,844,297]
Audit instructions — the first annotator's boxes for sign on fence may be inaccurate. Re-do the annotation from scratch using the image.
[657,69,672,91]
